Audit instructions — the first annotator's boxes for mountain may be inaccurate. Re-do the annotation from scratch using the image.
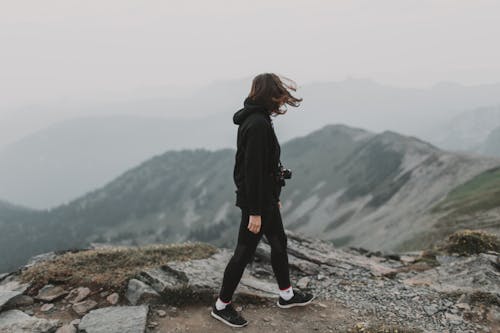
[428,166,500,246]
[479,126,500,157]
[278,125,500,251]
[2,125,500,273]
[0,200,42,273]
[3,79,500,209]
[0,199,37,221]
[424,105,500,153]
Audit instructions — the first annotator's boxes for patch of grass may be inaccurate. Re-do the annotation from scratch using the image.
[19,242,217,293]
[438,229,500,255]
[433,166,500,215]
[469,291,500,307]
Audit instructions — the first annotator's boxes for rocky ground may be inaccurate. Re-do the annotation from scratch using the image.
[0,230,498,333]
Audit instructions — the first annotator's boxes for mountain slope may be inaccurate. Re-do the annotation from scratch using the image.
[422,166,500,249]
[4,79,500,209]
[480,126,500,157]
[279,126,500,250]
[1,124,499,272]
[425,105,500,153]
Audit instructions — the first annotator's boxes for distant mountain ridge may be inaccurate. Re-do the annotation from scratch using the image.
[426,105,500,155]
[3,78,500,209]
[480,126,500,156]
[1,124,499,272]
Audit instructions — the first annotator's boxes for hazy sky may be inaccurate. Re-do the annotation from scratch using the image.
[1,0,500,110]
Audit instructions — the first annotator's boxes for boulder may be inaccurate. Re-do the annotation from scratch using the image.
[3,294,34,309]
[72,299,98,316]
[106,292,119,305]
[125,278,161,305]
[403,253,500,294]
[137,249,277,305]
[0,309,59,332]
[257,230,399,277]
[79,305,149,333]
[34,284,68,302]
[0,291,23,311]
[0,276,30,311]
[65,287,91,304]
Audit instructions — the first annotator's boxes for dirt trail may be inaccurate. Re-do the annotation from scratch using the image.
[148,300,386,333]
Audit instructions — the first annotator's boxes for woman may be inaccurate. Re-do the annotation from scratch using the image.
[210,73,315,328]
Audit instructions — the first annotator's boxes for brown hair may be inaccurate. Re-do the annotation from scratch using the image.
[248,73,302,115]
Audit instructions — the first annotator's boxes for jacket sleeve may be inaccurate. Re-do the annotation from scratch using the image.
[243,121,268,216]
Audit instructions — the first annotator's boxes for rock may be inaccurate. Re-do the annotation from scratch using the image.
[0,277,30,311]
[402,253,500,294]
[55,324,77,333]
[137,249,277,305]
[0,290,23,311]
[0,275,30,292]
[126,279,161,305]
[0,309,59,332]
[255,243,320,275]
[65,287,91,303]
[72,299,98,316]
[156,309,167,317]
[40,303,54,312]
[456,303,471,311]
[297,276,311,289]
[147,321,158,328]
[257,230,399,277]
[79,305,149,333]
[24,251,57,268]
[34,284,68,302]
[424,304,439,316]
[70,318,80,326]
[106,292,119,305]
[3,294,34,309]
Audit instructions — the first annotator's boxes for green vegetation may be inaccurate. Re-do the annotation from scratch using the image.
[438,229,500,255]
[433,166,500,215]
[19,242,217,293]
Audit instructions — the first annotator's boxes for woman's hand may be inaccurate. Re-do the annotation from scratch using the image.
[248,215,261,234]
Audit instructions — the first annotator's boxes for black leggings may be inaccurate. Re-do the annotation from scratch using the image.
[218,203,291,302]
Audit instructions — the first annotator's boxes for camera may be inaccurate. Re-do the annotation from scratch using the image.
[276,163,292,186]
[281,166,292,179]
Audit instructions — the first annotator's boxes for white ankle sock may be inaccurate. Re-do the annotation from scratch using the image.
[215,297,231,310]
[279,285,294,301]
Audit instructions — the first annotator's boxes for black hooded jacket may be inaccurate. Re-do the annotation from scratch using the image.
[232,97,282,215]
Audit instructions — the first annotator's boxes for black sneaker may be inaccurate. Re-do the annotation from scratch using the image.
[277,289,315,308]
[210,302,248,328]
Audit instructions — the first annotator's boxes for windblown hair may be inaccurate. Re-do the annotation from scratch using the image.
[248,73,302,115]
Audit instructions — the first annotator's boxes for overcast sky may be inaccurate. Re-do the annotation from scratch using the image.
[1,0,499,110]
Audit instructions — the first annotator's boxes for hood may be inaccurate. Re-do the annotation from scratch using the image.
[233,97,270,125]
